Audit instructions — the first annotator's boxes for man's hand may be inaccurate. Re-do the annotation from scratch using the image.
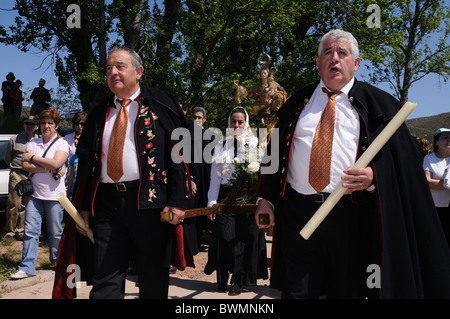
[255,198,275,229]
[76,210,90,236]
[341,166,374,194]
[165,206,185,225]
[191,181,197,196]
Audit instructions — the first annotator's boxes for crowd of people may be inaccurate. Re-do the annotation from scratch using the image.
[2,109,87,280]
[2,29,450,299]
[2,72,51,120]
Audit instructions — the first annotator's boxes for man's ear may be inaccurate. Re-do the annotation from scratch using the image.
[136,66,144,81]
[354,57,361,71]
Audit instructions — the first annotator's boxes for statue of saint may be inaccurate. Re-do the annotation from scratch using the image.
[233,67,287,130]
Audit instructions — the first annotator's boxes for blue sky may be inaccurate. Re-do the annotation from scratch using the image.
[1,1,449,119]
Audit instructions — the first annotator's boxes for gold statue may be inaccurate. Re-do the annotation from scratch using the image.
[234,67,287,129]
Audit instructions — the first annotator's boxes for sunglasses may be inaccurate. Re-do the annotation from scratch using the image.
[75,122,85,126]
[192,116,203,120]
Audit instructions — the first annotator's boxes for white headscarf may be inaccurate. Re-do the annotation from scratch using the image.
[212,107,258,165]
[225,107,256,143]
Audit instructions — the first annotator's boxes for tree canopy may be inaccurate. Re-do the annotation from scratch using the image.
[1,0,449,129]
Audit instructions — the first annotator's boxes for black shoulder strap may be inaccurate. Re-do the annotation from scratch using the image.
[29,137,60,178]
[42,137,60,158]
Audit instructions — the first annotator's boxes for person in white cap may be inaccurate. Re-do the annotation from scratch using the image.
[423,128,450,246]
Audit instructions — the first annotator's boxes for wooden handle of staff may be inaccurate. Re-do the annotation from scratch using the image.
[160,210,173,223]
[160,205,270,225]
[299,102,417,240]
[56,193,95,243]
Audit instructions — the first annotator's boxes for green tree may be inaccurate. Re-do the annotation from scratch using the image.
[5,0,447,128]
[0,0,148,113]
[0,0,360,124]
[155,0,354,129]
[346,0,450,105]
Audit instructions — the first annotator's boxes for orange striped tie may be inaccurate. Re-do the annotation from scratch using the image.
[107,99,131,183]
[309,88,341,193]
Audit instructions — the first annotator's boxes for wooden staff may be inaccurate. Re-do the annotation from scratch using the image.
[300,102,417,240]
[160,203,270,225]
[57,193,94,243]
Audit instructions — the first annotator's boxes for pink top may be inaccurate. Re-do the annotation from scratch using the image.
[26,135,70,200]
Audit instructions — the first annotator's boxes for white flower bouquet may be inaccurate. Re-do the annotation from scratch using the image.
[223,144,264,204]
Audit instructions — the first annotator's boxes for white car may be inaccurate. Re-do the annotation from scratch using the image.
[0,134,14,214]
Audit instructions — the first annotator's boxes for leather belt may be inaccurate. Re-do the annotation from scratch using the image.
[99,180,139,192]
[301,192,331,204]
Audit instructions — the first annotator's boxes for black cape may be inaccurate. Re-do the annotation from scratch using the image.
[182,121,212,255]
[52,85,193,299]
[257,79,450,298]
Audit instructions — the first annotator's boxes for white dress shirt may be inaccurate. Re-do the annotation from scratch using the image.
[287,78,360,194]
[100,89,141,183]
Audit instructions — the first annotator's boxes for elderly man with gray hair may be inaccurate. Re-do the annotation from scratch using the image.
[255,29,450,298]
[53,46,191,299]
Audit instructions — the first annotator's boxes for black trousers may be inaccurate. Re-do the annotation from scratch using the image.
[205,185,268,287]
[273,183,374,298]
[212,212,263,286]
[89,182,172,299]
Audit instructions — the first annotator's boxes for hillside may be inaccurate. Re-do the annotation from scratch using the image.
[406,112,450,142]
[1,105,449,141]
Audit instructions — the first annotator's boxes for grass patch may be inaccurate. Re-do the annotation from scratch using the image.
[0,238,52,282]
[0,246,20,282]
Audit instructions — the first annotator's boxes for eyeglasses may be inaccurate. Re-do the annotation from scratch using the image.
[75,122,85,126]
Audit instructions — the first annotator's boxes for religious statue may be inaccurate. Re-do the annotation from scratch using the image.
[233,53,287,130]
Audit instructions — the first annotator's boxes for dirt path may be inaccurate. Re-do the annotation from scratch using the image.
[0,232,277,299]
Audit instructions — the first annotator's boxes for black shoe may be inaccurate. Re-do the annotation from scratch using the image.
[228,283,242,296]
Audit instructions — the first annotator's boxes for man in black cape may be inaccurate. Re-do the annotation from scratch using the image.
[255,29,450,298]
[52,47,193,299]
